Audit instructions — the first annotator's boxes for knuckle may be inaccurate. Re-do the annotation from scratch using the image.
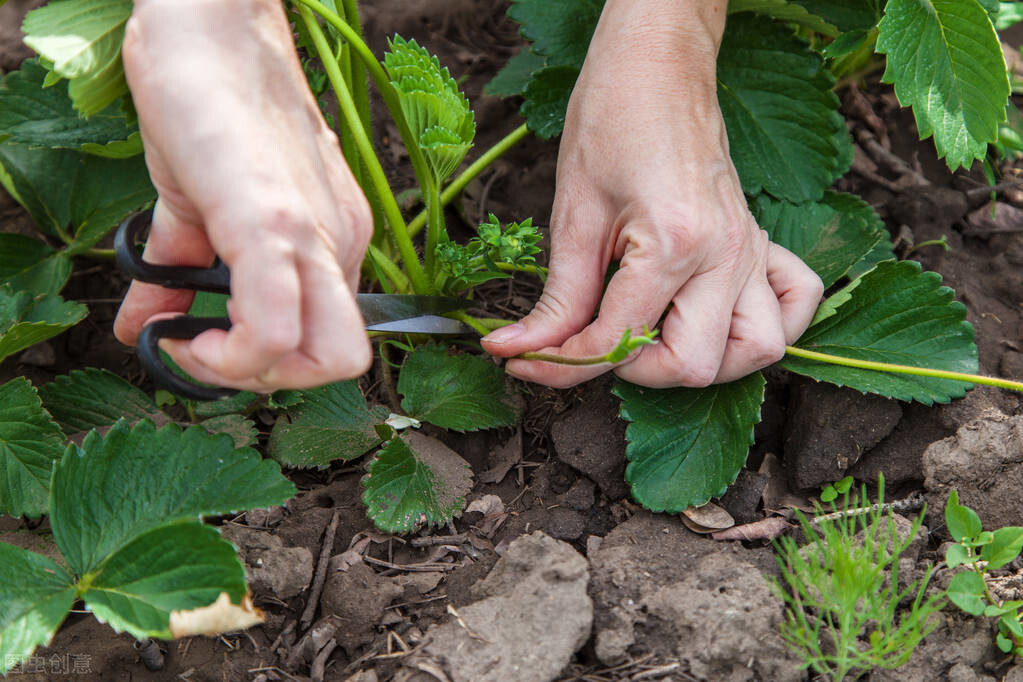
[672,364,717,388]
[253,325,301,357]
[753,336,787,368]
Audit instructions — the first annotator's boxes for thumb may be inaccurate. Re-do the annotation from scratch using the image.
[482,220,608,358]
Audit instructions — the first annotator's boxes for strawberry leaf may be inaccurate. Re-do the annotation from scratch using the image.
[728,1,840,36]
[781,260,978,404]
[0,286,87,365]
[0,377,65,518]
[399,344,520,431]
[877,0,1009,170]
[50,419,295,576]
[615,373,766,512]
[0,234,70,296]
[750,191,885,288]
[0,59,137,153]
[718,14,851,202]
[0,543,75,675]
[361,432,472,533]
[38,368,159,434]
[80,521,252,640]
[21,0,133,117]
[267,380,388,468]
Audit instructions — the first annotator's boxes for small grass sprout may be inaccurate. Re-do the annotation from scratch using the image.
[772,477,944,681]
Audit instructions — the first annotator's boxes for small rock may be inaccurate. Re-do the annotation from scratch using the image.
[718,468,768,524]
[783,380,903,489]
[558,478,596,511]
[407,531,592,682]
[220,526,313,600]
[18,342,55,367]
[544,507,586,540]
[551,377,628,499]
[245,507,285,528]
[923,412,1023,531]
[321,561,403,655]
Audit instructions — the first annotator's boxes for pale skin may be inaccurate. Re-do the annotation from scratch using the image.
[114,0,823,392]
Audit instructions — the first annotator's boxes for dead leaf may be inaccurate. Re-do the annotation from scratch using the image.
[466,494,504,516]
[759,452,807,511]
[328,549,364,573]
[712,516,791,542]
[479,429,522,484]
[168,592,263,638]
[393,571,445,594]
[680,502,735,533]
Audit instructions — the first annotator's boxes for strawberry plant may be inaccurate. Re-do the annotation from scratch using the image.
[1,0,1023,670]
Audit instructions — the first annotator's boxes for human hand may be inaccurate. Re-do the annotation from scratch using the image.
[113,0,373,392]
[482,0,823,388]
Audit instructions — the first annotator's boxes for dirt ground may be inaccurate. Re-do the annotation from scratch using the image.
[5,1,1023,681]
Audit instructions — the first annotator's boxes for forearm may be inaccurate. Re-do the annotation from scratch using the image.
[594,0,727,76]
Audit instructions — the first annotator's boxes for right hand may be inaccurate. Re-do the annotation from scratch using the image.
[114,0,373,392]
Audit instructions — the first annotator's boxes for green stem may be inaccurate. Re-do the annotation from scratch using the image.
[296,0,437,233]
[53,223,74,246]
[448,311,491,336]
[367,243,409,292]
[408,123,530,238]
[339,0,371,135]
[516,350,615,366]
[495,262,547,277]
[784,346,1023,393]
[424,179,443,280]
[297,6,430,294]
[79,247,115,261]
[476,317,516,331]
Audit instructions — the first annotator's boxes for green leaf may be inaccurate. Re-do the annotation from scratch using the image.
[981,526,1023,570]
[780,261,978,404]
[0,59,137,153]
[948,571,988,615]
[0,543,75,675]
[0,286,87,365]
[750,191,885,288]
[383,36,475,182]
[846,235,897,280]
[0,234,71,296]
[361,432,473,533]
[997,2,1023,30]
[267,380,388,468]
[50,419,295,576]
[0,378,65,518]
[728,1,840,36]
[877,0,1009,170]
[945,543,972,568]
[0,141,154,243]
[398,344,520,431]
[485,49,546,97]
[520,64,578,139]
[717,14,851,202]
[822,29,877,59]
[1002,612,1023,637]
[200,415,258,449]
[945,490,983,541]
[789,0,883,31]
[38,368,158,434]
[507,0,603,68]
[614,372,766,512]
[998,630,1015,652]
[21,0,133,116]
[81,521,248,640]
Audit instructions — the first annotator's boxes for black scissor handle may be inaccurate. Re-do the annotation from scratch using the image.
[114,211,231,293]
[137,317,240,401]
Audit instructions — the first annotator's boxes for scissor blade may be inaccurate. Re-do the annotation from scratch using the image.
[365,315,473,335]
[356,294,468,326]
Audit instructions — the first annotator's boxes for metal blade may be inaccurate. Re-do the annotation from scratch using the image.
[365,315,473,335]
[356,293,468,326]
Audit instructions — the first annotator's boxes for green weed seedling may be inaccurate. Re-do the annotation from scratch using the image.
[819,475,855,504]
[944,491,1023,656]
[4,0,1023,671]
[773,478,944,681]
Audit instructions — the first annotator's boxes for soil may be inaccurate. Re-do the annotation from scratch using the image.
[5,2,1023,681]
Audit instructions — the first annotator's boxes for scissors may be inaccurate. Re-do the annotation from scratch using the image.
[114,211,471,401]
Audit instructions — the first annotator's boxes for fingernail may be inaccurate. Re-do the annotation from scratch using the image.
[482,322,525,345]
